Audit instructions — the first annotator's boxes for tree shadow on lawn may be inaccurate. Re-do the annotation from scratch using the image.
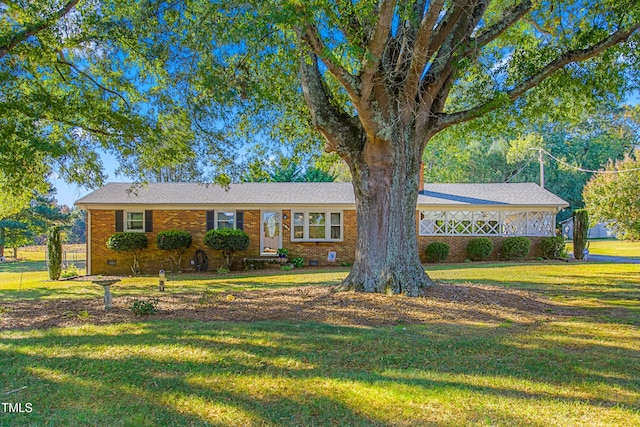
[1,320,638,426]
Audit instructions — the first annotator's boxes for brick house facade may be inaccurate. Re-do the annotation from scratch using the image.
[77,182,568,275]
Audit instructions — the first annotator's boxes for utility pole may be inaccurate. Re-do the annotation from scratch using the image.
[538,149,544,189]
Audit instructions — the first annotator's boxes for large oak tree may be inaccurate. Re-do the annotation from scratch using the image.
[229,0,638,295]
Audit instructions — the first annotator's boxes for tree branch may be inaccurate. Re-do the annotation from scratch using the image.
[56,54,131,110]
[300,24,361,100]
[360,0,396,101]
[298,47,363,155]
[469,0,532,51]
[436,23,640,131]
[404,0,446,96]
[0,0,80,59]
[419,1,488,106]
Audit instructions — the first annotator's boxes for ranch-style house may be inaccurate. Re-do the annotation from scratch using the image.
[76,181,569,275]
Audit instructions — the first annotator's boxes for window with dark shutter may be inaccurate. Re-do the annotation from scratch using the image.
[236,211,244,231]
[115,210,123,232]
[206,210,215,231]
[145,210,153,232]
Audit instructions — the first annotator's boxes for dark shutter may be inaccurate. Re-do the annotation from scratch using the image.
[206,210,215,231]
[145,210,153,232]
[115,210,123,232]
[236,211,244,231]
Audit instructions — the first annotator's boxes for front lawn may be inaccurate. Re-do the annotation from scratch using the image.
[0,261,638,426]
[565,238,640,257]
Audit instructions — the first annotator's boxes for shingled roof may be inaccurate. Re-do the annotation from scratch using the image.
[76,182,568,209]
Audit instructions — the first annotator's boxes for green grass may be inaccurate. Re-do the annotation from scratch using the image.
[1,319,638,426]
[566,239,640,257]
[1,261,639,426]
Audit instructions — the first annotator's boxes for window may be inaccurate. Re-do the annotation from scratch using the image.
[291,211,342,241]
[217,211,235,229]
[126,212,144,231]
[206,210,244,231]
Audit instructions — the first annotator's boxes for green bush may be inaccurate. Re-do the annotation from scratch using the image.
[47,226,62,280]
[501,237,531,260]
[466,238,493,261]
[425,242,449,263]
[540,236,566,259]
[204,228,250,269]
[291,257,305,268]
[156,230,192,273]
[106,232,149,275]
[129,298,159,316]
[60,264,79,279]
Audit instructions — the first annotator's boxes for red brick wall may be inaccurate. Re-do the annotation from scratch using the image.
[89,209,259,275]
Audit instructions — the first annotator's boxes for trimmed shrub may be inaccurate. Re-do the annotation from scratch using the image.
[47,226,62,280]
[501,237,531,260]
[204,228,250,269]
[156,230,192,273]
[425,242,449,263]
[466,238,493,261]
[106,232,149,275]
[540,236,566,259]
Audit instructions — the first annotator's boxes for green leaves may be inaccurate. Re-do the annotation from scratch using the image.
[584,151,640,240]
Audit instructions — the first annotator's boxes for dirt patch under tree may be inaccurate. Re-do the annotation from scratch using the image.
[0,281,598,331]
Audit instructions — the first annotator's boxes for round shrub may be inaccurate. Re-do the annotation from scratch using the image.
[204,228,250,269]
[106,232,149,275]
[156,230,192,251]
[466,238,493,261]
[540,236,566,259]
[156,230,192,273]
[500,237,531,260]
[106,232,149,252]
[425,242,449,263]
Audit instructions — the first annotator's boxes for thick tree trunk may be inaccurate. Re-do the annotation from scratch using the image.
[339,132,434,296]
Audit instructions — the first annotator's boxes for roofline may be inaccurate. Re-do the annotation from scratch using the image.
[76,202,568,211]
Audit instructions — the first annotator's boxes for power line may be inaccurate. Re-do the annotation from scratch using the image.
[530,148,640,174]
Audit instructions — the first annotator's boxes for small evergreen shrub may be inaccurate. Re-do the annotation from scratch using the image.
[281,265,293,271]
[291,257,305,268]
[501,237,531,260]
[540,236,566,259]
[106,232,149,275]
[466,238,493,261]
[47,226,62,280]
[425,242,450,263]
[204,228,250,269]
[156,230,192,273]
[216,266,230,274]
[573,209,589,260]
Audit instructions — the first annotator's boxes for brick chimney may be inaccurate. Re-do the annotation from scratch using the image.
[418,161,424,193]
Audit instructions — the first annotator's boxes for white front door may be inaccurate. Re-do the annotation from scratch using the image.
[260,211,281,256]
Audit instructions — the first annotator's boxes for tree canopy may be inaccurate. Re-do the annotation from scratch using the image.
[583,151,640,240]
[422,104,639,221]
[3,1,639,294]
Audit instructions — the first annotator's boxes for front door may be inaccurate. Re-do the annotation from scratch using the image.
[260,211,281,256]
